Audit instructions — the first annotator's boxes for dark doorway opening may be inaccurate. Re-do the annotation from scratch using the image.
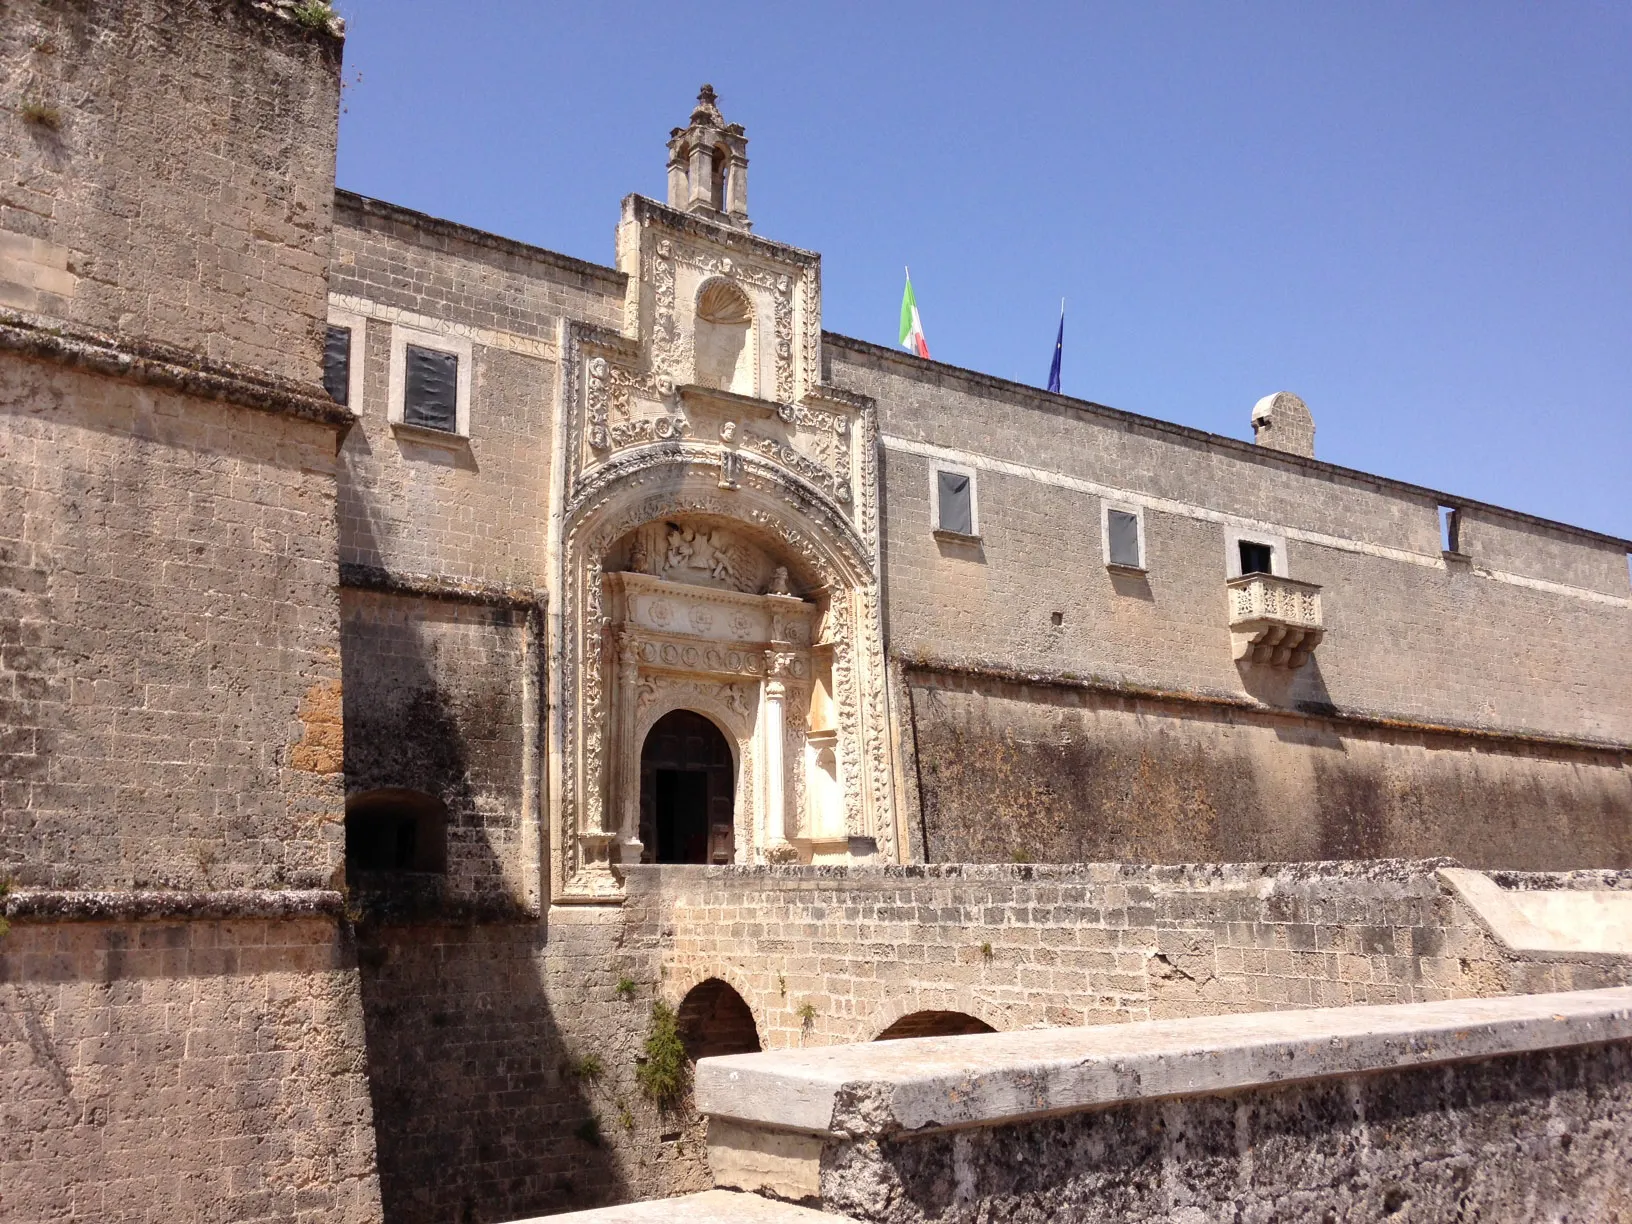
[1238,540,1274,576]
[641,709,735,864]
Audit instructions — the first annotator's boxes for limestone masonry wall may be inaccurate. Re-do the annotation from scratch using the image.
[826,339,1629,867]
[1,9,375,1224]
[1,0,343,385]
[831,340,1631,745]
[352,908,704,1224]
[819,1037,1632,1223]
[0,360,346,891]
[336,861,1632,1222]
[340,587,536,909]
[330,195,625,589]
[0,915,380,1224]
[629,864,1631,1053]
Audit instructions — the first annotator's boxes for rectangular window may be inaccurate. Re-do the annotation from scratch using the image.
[1238,540,1274,576]
[387,322,472,440]
[402,344,459,432]
[936,469,974,536]
[323,325,352,406]
[326,307,366,414]
[1107,508,1142,568]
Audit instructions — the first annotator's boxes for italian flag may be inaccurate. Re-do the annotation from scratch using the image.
[899,268,930,359]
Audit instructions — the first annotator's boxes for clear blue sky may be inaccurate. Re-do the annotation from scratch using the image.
[332,2,1631,541]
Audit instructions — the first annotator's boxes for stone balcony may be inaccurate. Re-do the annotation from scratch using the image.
[1228,573,1324,667]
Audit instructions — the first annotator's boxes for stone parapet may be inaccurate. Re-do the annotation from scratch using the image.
[700,988,1632,1220]
[699,986,1632,1138]
[1441,867,1632,959]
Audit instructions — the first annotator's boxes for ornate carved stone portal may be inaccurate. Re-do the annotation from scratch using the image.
[548,89,896,901]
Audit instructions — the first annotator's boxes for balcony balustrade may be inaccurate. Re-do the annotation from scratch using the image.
[1228,574,1324,668]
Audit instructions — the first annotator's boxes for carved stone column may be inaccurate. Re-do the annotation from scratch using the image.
[570,618,622,900]
[614,627,645,866]
[762,647,803,863]
[761,659,789,861]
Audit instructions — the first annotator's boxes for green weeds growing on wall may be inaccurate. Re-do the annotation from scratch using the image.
[636,1000,689,1108]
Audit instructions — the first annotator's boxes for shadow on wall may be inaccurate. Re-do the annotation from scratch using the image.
[339,514,623,1222]
[1236,651,1334,711]
[352,923,623,1223]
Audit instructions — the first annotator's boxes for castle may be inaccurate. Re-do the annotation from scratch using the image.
[3,5,1630,1222]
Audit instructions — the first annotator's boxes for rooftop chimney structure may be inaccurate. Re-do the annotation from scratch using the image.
[1251,391,1316,458]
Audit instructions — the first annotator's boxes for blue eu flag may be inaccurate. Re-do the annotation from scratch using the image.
[1046,301,1064,394]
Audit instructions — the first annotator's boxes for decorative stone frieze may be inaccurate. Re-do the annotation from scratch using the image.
[1228,573,1324,667]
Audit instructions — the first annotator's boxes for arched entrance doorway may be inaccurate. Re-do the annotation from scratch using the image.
[640,710,734,863]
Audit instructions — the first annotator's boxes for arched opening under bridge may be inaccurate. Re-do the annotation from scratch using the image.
[875,1010,996,1041]
[677,978,761,1060]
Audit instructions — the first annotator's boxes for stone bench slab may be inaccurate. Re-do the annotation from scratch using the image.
[697,985,1632,1136]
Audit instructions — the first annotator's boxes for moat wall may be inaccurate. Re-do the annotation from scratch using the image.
[0,910,380,1224]
[818,1038,1632,1224]
[903,667,1632,869]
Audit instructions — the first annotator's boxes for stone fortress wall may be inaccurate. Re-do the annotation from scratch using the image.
[341,861,1632,1222]
[317,150,1632,893]
[1,3,380,1222]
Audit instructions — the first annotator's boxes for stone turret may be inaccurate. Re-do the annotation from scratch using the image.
[666,84,750,229]
[1251,391,1316,458]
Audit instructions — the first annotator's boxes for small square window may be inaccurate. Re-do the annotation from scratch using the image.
[1107,509,1141,568]
[403,345,459,432]
[936,469,974,536]
[1238,540,1274,575]
[323,325,352,406]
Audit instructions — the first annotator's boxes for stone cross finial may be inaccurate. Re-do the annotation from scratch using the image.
[692,84,723,125]
[667,85,751,229]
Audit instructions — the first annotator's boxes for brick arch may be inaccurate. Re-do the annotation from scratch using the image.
[664,963,769,1049]
[874,1009,997,1041]
[676,977,762,1060]
[866,993,1008,1040]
